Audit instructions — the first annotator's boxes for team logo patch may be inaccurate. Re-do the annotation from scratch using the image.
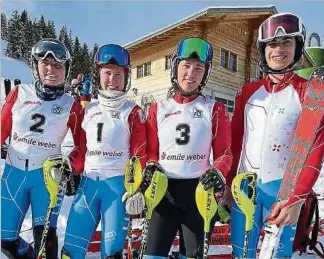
[193,107,203,118]
[51,104,63,115]
[110,110,121,119]
[137,109,146,123]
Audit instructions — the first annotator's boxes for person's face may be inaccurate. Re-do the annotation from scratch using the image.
[38,56,65,86]
[177,58,206,94]
[99,64,125,91]
[265,37,296,70]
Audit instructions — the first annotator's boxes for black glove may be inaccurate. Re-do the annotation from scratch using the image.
[61,156,81,196]
[140,161,164,192]
[199,168,226,192]
[65,173,81,196]
[1,144,8,159]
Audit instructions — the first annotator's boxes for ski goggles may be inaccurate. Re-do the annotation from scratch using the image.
[258,13,304,43]
[33,41,71,63]
[95,44,130,67]
[177,38,213,63]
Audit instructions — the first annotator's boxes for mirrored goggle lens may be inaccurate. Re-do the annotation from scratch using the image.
[177,38,213,63]
[34,41,68,63]
[261,14,300,41]
[95,44,130,67]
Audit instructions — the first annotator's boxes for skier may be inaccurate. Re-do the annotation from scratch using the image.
[61,44,147,259]
[141,37,232,259]
[1,38,83,259]
[230,13,324,258]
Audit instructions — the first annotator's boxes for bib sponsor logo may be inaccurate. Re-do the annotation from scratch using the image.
[87,149,123,158]
[161,152,206,161]
[52,104,63,115]
[13,135,57,149]
[90,111,102,119]
[193,107,203,118]
[165,110,181,119]
[23,100,41,105]
[12,132,18,141]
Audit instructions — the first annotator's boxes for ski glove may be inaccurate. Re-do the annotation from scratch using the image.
[199,168,226,192]
[140,161,164,192]
[122,192,145,215]
[43,154,79,196]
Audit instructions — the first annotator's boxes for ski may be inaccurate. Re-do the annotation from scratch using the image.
[231,172,258,259]
[138,170,168,259]
[260,66,324,258]
[4,79,11,98]
[37,155,70,259]
[124,156,143,259]
[196,183,218,259]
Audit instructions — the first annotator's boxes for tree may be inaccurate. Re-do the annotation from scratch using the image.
[47,21,56,38]
[1,13,8,41]
[59,26,72,54]
[20,10,30,61]
[71,36,81,78]
[6,11,23,59]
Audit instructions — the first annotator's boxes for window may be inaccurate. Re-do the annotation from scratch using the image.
[165,55,172,70]
[215,96,235,113]
[137,62,151,78]
[137,65,143,78]
[220,48,238,72]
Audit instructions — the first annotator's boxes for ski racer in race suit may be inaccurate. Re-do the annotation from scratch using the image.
[230,13,324,258]
[61,44,147,259]
[142,37,233,259]
[1,38,83,259]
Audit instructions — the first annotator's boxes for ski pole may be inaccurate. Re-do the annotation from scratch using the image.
[231,172,257,259]
[139,170,168,259]
[195,182,218,259]
[124,156,143,259]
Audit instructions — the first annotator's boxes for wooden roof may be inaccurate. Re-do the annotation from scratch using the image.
[123,6,278,51]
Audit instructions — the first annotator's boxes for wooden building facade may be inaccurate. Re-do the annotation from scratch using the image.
[123,6,312,114]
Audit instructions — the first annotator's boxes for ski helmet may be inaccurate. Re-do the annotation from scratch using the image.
[170,37,213,96]
[257,13,306,74]
[31,38,72,100]
[94,44,131,99]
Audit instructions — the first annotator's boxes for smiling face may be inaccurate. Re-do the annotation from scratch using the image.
[38,56,65,86]
[265,36,296,71]
[99,64,125,92]
[177,58,206,95]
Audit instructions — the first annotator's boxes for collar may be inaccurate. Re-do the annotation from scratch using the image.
[264,72,297,93]
[173,92,198,104]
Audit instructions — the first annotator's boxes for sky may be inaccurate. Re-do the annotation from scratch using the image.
[2,1,324,49]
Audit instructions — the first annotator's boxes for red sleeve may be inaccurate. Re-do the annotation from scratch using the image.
[1,87,18,145]
[67,101,85,174]
[129,106,147,169]
[146,103,159,163]
[286,118,324,206]
[227,89,245,187]
[211,102,233,185]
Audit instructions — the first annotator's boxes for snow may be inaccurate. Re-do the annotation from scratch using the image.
[1,42,324,258]
[1,40,33,84]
